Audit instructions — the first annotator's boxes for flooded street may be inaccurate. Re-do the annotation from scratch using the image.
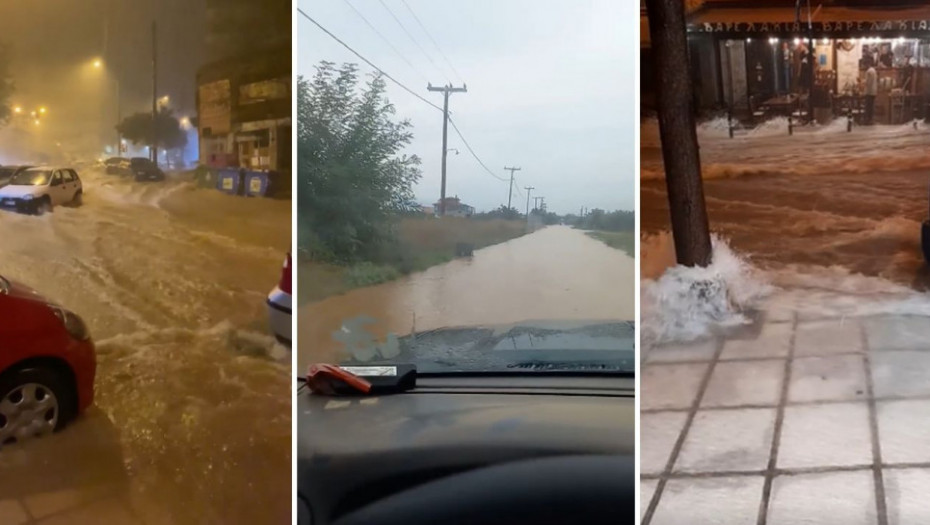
[641,119,930,288]
[297,225,634,370]
[0,169,291,524]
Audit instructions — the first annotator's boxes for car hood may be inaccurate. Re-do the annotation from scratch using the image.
[0,185,43,199]
[0,276,50,304]
[339,319,636,374]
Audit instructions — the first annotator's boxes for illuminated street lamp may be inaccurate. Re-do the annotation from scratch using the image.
[179,116,191,129]
[157,95,170,109]
[93,58,103,69]
[13,105,21,114]
[38,107,47,115]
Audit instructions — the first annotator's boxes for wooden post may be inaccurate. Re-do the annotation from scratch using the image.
[645,0,712,267]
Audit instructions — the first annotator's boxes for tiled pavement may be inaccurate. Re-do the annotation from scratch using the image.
[642,314,930,525]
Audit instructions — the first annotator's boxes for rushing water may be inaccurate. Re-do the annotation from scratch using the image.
[641,118,930,288]
[0,169,291,524]
[297,225,635,371]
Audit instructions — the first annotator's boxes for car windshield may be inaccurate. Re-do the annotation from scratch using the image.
[337,321,635,374]
[9,169,50,186]
[296,1,633,376]
[130,158,150,167]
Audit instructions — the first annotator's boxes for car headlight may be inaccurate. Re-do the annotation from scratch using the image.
[51,307,91,341]
[20,194,33,200]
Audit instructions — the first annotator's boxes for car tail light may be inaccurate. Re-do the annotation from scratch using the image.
[279,253,292,295]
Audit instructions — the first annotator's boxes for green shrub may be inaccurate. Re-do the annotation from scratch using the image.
[343,262,401,287]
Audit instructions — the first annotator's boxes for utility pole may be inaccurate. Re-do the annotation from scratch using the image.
[504,166,521,210]
[533,196,543,211]
[524,186,534,218]
[427,83,467,215]
[151,20,158,166]
[645,0,712,267]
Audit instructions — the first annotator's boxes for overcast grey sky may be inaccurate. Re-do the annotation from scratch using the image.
[297,0,636,215]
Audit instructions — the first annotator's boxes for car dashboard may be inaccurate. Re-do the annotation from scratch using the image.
[297,374,635,525]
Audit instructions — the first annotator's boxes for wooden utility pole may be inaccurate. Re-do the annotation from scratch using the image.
[151,20,158,166]
[504,166,521,209]
[645,0,712,267]
[427,83,467,215]
[533,196,543,211]
[524,186,534,218]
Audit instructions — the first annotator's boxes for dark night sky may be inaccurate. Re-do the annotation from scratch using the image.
[0,0,206,154]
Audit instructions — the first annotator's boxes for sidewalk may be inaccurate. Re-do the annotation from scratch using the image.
[641,313,930,525]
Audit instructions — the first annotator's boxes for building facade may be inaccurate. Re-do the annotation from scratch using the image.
[197,0,291,172]
[643,1,930,124]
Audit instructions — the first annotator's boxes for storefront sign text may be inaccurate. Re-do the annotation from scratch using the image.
[693,20,930,34]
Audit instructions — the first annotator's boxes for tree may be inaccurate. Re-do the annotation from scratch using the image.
[475,205,522,221]
[116,108,187,151]
[298,62,422,263]
[0,42,15,127]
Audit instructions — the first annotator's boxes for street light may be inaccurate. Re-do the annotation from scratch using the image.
[90,57,122,156]
[38,107,46,115]
[12,105,21,114]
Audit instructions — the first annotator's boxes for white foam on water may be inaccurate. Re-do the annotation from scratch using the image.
[641,233,772,347]
[641,232,930,349]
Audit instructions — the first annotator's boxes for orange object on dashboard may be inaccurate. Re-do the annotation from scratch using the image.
[307,363,372,395]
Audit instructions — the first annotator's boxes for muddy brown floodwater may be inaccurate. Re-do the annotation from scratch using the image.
[641,118,930,289]
[297,225,635,371]
[0,169,291,524]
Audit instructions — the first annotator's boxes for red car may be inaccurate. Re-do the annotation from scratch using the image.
[0,274,96,448]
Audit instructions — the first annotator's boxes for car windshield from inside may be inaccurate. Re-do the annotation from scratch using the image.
[336,321,636,375]
[297,1,635,382]
[9,169,51,186]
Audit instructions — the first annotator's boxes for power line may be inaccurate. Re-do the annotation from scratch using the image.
[341,0,429,84]
[379,0,451,83]
[401,0,465,84]
[448,117,508,182]
[297,8,504,186]
[297,8,443,112]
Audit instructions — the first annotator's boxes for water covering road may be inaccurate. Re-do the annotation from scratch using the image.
[297,225,635,371]
[0,168,291,524]
[641,118,930,287]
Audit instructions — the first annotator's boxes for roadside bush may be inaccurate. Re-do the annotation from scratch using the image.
[344,262,401,287]
[297,62,421,264]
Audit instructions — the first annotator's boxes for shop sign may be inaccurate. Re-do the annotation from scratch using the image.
[692,20,930,34]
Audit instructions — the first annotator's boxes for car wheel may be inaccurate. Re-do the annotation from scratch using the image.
[35,197,52,215]
[72,191,83,207]
[0,368,73,448]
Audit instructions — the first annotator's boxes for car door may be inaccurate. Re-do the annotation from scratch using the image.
[70,170,82,195]
[62,170,79,200]
[48,171,67,205]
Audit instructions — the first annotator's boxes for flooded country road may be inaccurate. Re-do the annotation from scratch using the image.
[0,169,291,524]
[641,119,930,288]
[297,225,635,370]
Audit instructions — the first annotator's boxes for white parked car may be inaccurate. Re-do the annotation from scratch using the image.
[267,252,292,347]
[0,167,83,214]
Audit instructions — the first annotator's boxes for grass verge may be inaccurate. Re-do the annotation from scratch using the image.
[585,230,635,257]
[298,217,527,304]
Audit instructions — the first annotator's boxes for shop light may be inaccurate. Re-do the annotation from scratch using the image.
[769,37,779,45]
[793,37,801,45]
[822,38,829,45]
[746,37,752,43]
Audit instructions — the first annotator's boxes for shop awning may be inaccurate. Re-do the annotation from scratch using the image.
[688,5,930,35]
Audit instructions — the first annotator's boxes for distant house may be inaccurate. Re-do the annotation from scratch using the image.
[434,196,475,217]
[419,204,435,215]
